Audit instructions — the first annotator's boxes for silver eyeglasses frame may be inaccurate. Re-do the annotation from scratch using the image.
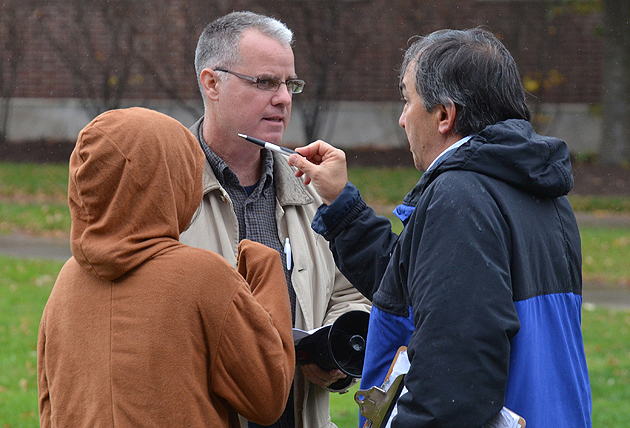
[214,68,305,94]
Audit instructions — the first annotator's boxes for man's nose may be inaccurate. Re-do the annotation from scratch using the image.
[272,83,293,105]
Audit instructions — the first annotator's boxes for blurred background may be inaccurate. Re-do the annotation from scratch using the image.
[1,0,629,165]
[1,2,630,426]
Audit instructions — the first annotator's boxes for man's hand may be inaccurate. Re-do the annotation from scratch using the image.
[288,140,348,205]
[300,363,347,389]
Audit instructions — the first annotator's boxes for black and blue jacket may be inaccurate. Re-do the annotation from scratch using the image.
[313,119,591,428]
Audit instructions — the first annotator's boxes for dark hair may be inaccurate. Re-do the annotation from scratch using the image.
[400,28,530,136]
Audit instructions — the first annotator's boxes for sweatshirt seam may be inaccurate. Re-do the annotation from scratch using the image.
[109,283,115,425]
[207,284,242,392]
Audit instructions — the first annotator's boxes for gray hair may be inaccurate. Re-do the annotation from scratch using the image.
[194,11,294,101]
[400,28,530,136]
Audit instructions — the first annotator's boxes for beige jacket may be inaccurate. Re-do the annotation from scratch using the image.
[180,119,371,428]
[38,108,294,428]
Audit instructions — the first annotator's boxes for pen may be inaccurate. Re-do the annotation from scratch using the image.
[284,237,292,271]
[238,133,299,157]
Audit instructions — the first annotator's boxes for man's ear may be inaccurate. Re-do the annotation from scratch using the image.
[200,69,220,101]
[437,102,457,135]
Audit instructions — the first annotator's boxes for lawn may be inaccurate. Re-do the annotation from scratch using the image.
[2,162,629,235]
[0,255,627,427]
[1,162,630,427]
[0,257,64,426]
[581,227,630,285]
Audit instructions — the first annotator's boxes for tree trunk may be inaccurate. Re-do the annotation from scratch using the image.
[600,0,630,165]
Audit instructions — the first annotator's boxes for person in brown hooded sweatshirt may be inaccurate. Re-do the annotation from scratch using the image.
[37,107,294,427]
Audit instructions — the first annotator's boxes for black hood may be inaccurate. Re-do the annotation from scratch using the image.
[403,119,574,206]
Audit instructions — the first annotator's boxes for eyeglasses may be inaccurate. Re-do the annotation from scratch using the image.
[214,68,305,94]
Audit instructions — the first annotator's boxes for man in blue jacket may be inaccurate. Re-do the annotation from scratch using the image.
[289,28,592,428]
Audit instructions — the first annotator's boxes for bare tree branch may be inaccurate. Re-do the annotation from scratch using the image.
[37,0,149,118]
[0,0,38,143]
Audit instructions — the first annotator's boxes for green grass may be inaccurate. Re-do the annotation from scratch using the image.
[1,162,630,426]
[0,162,70,235]
[0,256,64,427]
[1,162,629,236]
[570,195,630,214]
[581,227,630,284]
[0,202,71,235]
[348,167,422,206]
[581,306,630,427]
[330,384,362,427]
[0,164,421,235]
[0,163,68,198]
[0,255,626,427]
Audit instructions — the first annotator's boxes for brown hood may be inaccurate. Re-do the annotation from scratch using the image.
[69,107,205,281]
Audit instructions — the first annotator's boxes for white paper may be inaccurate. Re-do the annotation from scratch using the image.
[292,324,330,344]
[380,350,523,428]
[484,407,523,428]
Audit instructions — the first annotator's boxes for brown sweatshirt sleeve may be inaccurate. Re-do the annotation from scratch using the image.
[210,240,295,425]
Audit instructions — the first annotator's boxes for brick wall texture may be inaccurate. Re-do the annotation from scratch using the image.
[6,0,603,106]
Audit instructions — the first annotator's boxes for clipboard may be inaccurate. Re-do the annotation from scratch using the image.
[354,346,525,428]
[354,346,408,428]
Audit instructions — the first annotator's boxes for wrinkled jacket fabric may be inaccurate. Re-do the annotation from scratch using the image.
[180,118,371,428]
[37,107,294,428]
[314,120,592,428]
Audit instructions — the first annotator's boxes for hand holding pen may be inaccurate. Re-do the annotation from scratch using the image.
[239,133,348,205]
[288,140,349,206]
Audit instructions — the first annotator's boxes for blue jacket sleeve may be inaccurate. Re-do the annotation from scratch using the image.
[358,306,414,428]
[312,182,399,300]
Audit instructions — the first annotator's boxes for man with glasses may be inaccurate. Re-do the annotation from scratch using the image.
[180,11,370,428]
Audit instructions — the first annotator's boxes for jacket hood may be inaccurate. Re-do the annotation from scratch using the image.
[69,107,205,281]
[405,119,574,205]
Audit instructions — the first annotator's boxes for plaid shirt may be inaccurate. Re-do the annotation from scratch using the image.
[198,128,297,325]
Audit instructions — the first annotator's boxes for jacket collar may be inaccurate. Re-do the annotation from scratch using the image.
[190,117,314,207]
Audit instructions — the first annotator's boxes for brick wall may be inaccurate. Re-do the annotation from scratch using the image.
[8,0,603,105]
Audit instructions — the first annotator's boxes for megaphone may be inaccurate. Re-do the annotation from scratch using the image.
[295,310,370,386]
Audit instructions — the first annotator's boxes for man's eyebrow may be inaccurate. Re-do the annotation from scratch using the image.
[259,73,299,80]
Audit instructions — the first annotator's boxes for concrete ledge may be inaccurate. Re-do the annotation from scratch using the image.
[2,98,601,153]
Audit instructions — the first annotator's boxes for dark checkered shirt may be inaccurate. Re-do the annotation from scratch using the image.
[197,127,297,325]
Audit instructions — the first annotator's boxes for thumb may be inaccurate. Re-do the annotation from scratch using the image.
[289,153,314,175]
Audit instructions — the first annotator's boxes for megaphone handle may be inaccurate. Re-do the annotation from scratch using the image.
[326,376,354,393]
